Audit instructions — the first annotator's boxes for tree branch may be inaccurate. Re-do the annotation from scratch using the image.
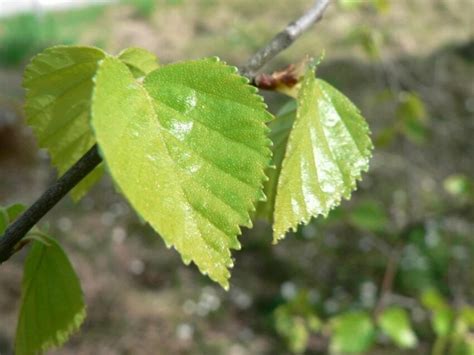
[0,145,101,263]
[240,0,331,79]
[0,0,332,264]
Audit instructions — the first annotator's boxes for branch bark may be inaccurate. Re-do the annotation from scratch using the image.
[0,0,332,264]
[240,0,331,79]
[0,145,101,263]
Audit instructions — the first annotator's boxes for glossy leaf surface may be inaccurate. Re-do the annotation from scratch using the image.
[15,235,85,355]
[92,57,271,288]
[273,63,373,241]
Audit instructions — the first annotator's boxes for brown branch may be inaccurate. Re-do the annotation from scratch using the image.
[0,1,332,264]
[373,250,400,318]
[240,0,332,79]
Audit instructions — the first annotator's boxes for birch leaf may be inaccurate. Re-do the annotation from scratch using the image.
[92,57,272,288]
[273,61,373,241]
[23,45,106,201]
[15,235,85,355]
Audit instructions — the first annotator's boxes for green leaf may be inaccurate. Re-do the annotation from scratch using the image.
[421,288,448,311]
[6,203,26,221]
[118,47,160,78]
[330,311,375,353]
[92,57,272,288]
[0,207,7,235]
[348,199,388,233]
[274,305,309,354]
[460,306,474,327]
[378,307,418,349]
[396,91,428,144]
[272,62,372,241]
[15,235,85,355]
[23,45,106,201]
[432,308,455,336]
[0,203,26,234]
[444,174,473,200]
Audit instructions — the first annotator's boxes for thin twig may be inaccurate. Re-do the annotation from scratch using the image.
[240,0,332,79]
[373,250,400,317]
[0,145,101,263]
[0,1,332,264]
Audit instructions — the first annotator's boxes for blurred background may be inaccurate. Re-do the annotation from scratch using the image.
[0,0,473,354]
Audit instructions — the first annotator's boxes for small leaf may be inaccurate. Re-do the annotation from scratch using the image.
[6,203,26,221]
[444,174,473,200]
[274,306,309,354]
[0,203,26,234]
[117,47,160,78]
[432,308,455,336]
[272,61,373,241]
[396,91,428,144]
[330,311,375,353]
[460,306,474,327]
[92,57,271,288]
[23,45,106,201]
[0,207,7,235]
[378,307,418,349]
[15,235,85,355]
[421,288,448,311]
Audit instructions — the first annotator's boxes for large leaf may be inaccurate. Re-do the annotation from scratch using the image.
[92,57,272,288]
[23,45,106,200]
[15,235,85,355]
[272,62,373,241]
[378,307,418,349]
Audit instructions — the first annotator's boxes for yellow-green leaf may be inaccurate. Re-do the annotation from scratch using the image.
[378,307,418,349]
[15,235,85,355]
[330,311,375,353]
[273,62,373,241]
[91,57,272,288]
[23,45,106,201]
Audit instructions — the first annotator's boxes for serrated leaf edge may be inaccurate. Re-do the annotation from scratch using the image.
[273,73,373,242]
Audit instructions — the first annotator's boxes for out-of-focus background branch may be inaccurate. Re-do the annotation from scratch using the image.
[0,0,473,354]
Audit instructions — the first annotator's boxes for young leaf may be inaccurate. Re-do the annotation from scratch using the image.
[0,203,26,234]
[6,203,26,221]
[23,45,106,201]
[15,235,85,355]
[272,61,373,241]
[330,311,375,353]
[92,57,272,288]
[117,47,160,78]
[378,307,418,349]
[0,207,7,235]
